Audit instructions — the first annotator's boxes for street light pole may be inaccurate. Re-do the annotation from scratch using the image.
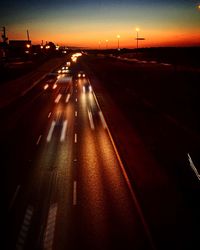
[117,35,120,50]
[106,40,108,49]
[136,28,140,50]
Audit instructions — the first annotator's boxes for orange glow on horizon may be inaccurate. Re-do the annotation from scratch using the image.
[7,27,200,49]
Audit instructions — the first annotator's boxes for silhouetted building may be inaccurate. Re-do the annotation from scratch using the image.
[9,40,32,57]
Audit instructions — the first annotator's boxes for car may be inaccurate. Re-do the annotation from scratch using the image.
[83,82,92,93]
[77,71,86,78]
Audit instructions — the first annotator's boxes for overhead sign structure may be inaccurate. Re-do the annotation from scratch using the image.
[135,38,145,40]
[135,37,145,49]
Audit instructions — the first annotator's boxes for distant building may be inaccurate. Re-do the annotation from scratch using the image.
[9,40,32,57]
[9,40,31,47]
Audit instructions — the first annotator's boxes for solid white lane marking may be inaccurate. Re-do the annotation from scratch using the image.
[74,133,77,143]
[60,120,68,142]
[75,111,78,117]
[16,205,33,250]
[188,153,200,181]
[73,181,77,205]
[36,135,42,145]
[87,109,95,130]
[48,112,52,118]
[65,94,70,103]
[43,203,57,250]
[98,111,107,129]
[55,94,62,103]
[9,185,21,211]
[47,121,56,142]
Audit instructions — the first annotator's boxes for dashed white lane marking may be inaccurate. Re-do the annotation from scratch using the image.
[75,89,77,93]
[43,203,57,250]
[55,94,62,103]
[188,153,200,181]
[65,94,70,103]
[160,63,171,66]
[36,135,42,145]
[149,60,157,64]
[16,205,34,250]
[9,185,21,211]
[74,133,77,143]
[98,111,107,129]
[87,109,95,130]
[73,181,77,205]
[140,60,147,63]
[75,111,78,117]
[47,121,56,142]
[60,120,68,142]
[75,98,78,102]
[48,112,52,118]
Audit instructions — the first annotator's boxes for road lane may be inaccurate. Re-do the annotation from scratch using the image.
[6,73,76,250]
[73,77,152,250]
[3,72,72,209]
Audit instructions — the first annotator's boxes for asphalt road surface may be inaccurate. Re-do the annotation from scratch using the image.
[3,54,200,250]
[3,66,153,249]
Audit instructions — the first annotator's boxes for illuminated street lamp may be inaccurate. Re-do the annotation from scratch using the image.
[106,39,108,49]
[26,44,31,48]
[136,28,140,49]
[117,35,120,50]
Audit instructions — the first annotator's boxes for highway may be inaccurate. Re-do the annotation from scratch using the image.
[4,62,153,249]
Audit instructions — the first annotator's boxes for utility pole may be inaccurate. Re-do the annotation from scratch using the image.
[27,29,30,41]
[1,26,8,58]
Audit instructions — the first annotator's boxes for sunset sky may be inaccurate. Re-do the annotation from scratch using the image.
[1,0,200,48]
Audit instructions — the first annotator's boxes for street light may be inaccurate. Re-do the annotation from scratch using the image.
[136,28,140,49]
[117,35,120,50]
[98,41,101,50]
[106,39,108,49]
